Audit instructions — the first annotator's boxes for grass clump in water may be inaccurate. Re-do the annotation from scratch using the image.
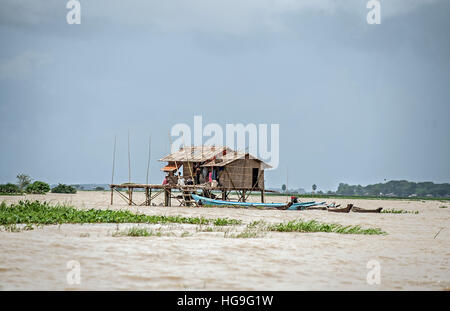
[268,219,385,235]
[0,200,241,226]
[180,231,192,237]
[226,228,263,239]
[212,218,241,226]
[2,224,22,232]
[381,209,419,214]
[439,205,447,209]
[1,223,34,232]
[225,220,268,239]
[113,226,194,238]
[196,226,216,232]
[113,227,153,237]
[112,226,171,237]
[196,224,234,233]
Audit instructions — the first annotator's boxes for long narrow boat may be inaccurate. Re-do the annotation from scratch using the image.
[351,206,383,213]
[327,204,353,213]
[191,194,325,210]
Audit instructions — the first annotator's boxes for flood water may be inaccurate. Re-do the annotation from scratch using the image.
[0,191,449,290]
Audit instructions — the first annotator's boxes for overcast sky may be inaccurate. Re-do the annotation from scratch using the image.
[0,0,449,191]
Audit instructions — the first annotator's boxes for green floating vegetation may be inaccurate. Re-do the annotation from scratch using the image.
[113,227,160,237]
[112,226,192,238]
[2,224,22,232]
[439,205,448,209]
[1,223,34,232]
[196,226,219,232]
[180,231,192,237]
[381,209,419,214]
[212,217,241,226]
[0,200,241,226]
[225,220,268,239]
[226,227,265,239]
[267,219,385,235]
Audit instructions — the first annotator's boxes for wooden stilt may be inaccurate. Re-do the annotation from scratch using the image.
[128,187,133,206]
[164,188,171,206]
[183,190,191,206]
[109,183,278,207]
[145,187,150,206]
[168,188,171,206]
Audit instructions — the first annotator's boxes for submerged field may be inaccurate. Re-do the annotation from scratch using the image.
[0,191,449,290]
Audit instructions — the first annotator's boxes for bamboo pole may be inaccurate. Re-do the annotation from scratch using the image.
[110,135,117,205]
[164,187,171,206]
[113,187,133,205]
[111,135,117,185]
[111,186,114,205]
[286,166,289,202]
[180,139,195,186]
[146,135,152,185]
[128,187,133,206]
[145,187,150,206]
[128,131,131,184]
[149,188,152,206]
[168,132,180,184]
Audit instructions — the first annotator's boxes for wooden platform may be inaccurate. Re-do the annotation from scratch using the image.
[110,183,272,206]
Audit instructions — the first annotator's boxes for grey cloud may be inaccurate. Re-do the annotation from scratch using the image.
[0,0,449,189]
[0,0,445,35]
[0,51,52,80]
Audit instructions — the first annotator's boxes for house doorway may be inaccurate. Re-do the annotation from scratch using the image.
[252,168,259,187]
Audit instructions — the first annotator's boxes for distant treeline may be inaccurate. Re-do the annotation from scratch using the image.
[0,181,50,195]
[0,173,80,195]
[336,180,450,197]
[71,184,106,191]
[51,184,77,194]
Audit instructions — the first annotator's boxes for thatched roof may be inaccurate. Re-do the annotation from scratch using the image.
[201,152,272,169]
[159,146,231,162]
[159,146,272,169]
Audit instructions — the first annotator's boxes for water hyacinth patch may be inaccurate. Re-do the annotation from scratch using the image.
[268,219,385,235]
[0,200,241,226]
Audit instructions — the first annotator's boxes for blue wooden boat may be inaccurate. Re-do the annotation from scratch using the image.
[191,194,325,210]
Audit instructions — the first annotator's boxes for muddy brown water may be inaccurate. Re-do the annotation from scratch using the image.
[0,191,449,290]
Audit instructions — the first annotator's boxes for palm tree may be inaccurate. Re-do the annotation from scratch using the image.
[312,184,317,194]
[282,184,286,193]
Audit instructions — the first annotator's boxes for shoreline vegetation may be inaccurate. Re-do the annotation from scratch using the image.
[0,201,386,236]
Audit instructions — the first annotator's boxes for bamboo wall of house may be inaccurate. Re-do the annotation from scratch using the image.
[217,159,264,189]
[182,161,194,178]
[178,159,265,190]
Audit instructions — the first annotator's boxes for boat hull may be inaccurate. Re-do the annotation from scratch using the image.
[191,194,325,210]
